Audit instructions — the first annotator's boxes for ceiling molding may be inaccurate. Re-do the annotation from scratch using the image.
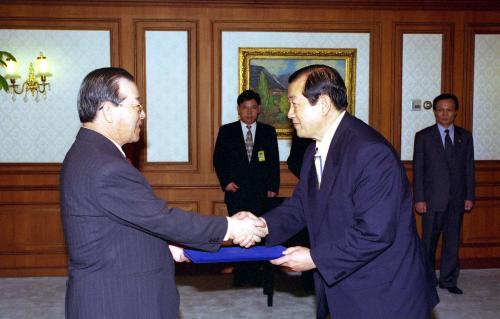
[3,0,500,11]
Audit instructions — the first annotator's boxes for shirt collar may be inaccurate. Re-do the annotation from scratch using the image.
[240,121,256,130]
[437,123,454,134]
[315,110,346,161]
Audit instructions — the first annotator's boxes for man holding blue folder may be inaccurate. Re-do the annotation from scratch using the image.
[260,65,439,319]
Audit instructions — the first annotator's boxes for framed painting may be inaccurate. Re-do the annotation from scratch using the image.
[239,48,356,139]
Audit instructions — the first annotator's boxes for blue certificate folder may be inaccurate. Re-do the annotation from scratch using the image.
[184,245,286,264]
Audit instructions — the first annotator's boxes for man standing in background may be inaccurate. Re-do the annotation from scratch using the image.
[413,93,475,294]
[61,67,266,319]
[213,89,280,286]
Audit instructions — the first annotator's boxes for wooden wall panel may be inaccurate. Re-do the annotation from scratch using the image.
[0,205,64,253]
[0,204,67,276]
[134,19,199,172]
[213,202,228,217]
[1,1,500,276]
[463,23,500,133]
[462,200,500,245]
[392,23,454,152]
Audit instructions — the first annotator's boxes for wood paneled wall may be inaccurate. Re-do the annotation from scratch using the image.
[1,0,499,276]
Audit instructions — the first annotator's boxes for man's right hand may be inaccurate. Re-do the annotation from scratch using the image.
[415,201,427,214]
[225,182,239,192]
[226,211,268,248]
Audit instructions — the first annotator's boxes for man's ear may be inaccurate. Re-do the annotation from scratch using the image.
[101,101,115,123]
[319,95,333,116]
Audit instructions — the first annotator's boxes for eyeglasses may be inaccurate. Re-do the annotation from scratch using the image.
[118,103,144,114]
[98,101,145,114]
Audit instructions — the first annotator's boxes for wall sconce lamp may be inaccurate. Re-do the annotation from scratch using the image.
[5,52,51,101]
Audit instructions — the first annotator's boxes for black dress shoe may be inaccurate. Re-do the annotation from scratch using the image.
[440,285,463,294]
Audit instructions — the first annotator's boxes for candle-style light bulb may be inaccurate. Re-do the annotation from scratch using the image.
[37,52,49,75]
[5,58,17,78]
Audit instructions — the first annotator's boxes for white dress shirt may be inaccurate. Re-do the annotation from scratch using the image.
[240,121,256,143]
[437,123,455,146]
[315,110,346,186]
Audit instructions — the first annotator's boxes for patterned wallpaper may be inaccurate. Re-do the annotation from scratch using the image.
[221,31,370,161]
[0,30,110,163]
[145,31,189,162]
[472,34,500,160]
[400,34,442,161]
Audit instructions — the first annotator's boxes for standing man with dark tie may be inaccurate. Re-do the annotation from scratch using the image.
[213,89,280,286]
[260,64,438,319]
[60,67,266,319]
[413,93,475,295]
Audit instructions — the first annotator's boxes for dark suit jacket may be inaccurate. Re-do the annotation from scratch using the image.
[413,124,475,212]
[264,114,438,319]
[286,130,314,178]
[213,121,280,215]
[60,128,227,319]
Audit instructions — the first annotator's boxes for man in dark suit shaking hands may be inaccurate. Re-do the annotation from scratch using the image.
[261,64,438,319]
[213,89,280,286]
[60,67,266,319]
[413,93,475,295]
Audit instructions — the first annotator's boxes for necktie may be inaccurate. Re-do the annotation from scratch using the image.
[444,129,454,163]
[314,147,323,185]
[245,125,253,162]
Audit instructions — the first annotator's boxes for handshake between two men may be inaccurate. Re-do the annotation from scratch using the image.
[226,211,268,248]
[225,211,317,273]
[167,211,268,263]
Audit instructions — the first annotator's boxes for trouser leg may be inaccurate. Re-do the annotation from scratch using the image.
[421,210,444,283]
[439,202,463,287]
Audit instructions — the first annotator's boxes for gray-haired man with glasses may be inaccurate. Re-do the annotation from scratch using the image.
[60,67,266,319]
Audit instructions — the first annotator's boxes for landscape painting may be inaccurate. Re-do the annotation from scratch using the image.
[239,48,356,139]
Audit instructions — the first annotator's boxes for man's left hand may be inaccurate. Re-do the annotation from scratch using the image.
[168,245,189,262]
[270,246,316,272]
[267,191,277,198]
[465,200,474,212]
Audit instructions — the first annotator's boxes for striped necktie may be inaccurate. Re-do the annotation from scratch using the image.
[314,147,323,185]
[245,125,253,162]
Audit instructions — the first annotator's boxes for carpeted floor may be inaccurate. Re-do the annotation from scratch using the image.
[0,269,499,318]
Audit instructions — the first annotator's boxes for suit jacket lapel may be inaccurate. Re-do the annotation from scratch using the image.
[235,121,250,163]
[303,145,321,224]
[318,114,348,199]
[304,114,348,232]
[247,123,262,164]
[253,123,261,155]
[454,127,463,154]
[431,125,448,161]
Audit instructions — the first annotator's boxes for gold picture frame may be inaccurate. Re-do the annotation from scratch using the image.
[239,47,356,139]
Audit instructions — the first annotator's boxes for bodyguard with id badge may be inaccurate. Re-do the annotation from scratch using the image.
[213,89,280,287]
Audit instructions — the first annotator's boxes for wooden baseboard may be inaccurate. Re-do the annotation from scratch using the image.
[460,258,500,269]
